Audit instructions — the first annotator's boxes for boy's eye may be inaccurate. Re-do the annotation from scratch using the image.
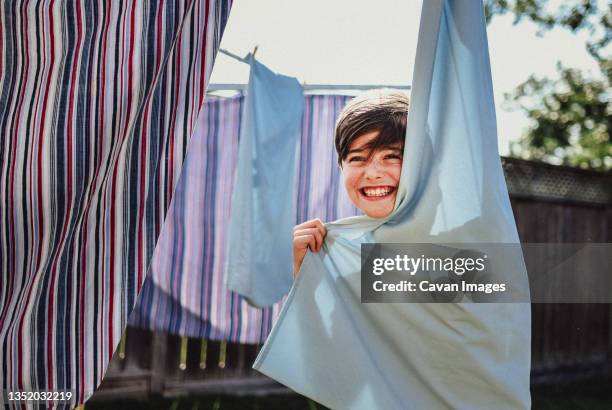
[384,154,402,160]
[348,156,366,163]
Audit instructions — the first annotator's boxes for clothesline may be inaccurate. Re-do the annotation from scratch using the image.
[220,47,251,63]
[208,83,411,91]
[216,48,411,92]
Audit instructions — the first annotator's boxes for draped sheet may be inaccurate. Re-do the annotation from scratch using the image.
[225,56,304,308]
[0,1,231,406]
[131,94,360,343]
[254,1,531,409]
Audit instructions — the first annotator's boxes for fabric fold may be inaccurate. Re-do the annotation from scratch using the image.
[253,1,531,409]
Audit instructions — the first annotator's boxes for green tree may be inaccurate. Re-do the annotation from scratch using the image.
[485,0,611,170]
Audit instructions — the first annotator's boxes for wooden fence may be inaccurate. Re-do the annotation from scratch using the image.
[505,158,612,383]
[92,157,612,401]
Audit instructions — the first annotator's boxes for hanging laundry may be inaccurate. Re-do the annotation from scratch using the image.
[132,95,284,343]
[131,94,359,343]
[224,56,304,307]
[253,1,531,409]
[0,0,232,406]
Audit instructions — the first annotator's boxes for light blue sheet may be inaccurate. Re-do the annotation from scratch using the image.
[253,1,531,409]
[225,55,304,307]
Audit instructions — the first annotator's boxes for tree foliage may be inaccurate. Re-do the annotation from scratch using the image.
[484,0,611,170]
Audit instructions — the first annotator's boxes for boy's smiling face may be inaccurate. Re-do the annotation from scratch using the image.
[341,130,403,219]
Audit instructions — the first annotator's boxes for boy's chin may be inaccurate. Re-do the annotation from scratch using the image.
[364,210,393,219]
[360,201,396,219]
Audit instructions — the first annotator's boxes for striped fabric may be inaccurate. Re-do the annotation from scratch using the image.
[131,94,360,344]
[0,0,231,406]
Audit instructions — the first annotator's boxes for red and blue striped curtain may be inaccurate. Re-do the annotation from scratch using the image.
[0,0,232,406]
[131,94,361,344]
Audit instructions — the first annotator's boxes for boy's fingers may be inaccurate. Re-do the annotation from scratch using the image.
[313,218,326,232]
[293,220,315,231]
[295,222,326,240]
[294,218,327,234]
[294,228,323,251]
[294,219,327,252]
[294,234,317,253]
[311,222,326,250]
[294,227,323,240]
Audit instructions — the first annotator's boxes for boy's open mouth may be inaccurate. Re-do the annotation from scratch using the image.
[360,186,396,200]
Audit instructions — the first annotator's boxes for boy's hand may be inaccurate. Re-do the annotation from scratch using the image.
[293,218,327,279]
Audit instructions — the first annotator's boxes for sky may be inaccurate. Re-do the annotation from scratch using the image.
[209,0,603,155]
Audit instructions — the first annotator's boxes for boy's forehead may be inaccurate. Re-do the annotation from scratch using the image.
[348,139,403,152]
[347,130,404,151]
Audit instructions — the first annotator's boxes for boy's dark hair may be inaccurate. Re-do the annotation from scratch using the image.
[334,90,409,166]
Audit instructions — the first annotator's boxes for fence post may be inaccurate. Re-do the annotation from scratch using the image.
[150,331,168,395]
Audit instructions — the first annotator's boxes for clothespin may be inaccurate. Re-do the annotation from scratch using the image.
[252,45,259,58]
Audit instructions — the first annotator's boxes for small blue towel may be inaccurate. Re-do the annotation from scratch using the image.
[225,55,304,307]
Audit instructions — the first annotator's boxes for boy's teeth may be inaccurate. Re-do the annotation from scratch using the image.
[363,187,392,197]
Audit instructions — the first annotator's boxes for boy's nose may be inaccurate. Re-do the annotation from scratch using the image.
[364,161,385,179]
